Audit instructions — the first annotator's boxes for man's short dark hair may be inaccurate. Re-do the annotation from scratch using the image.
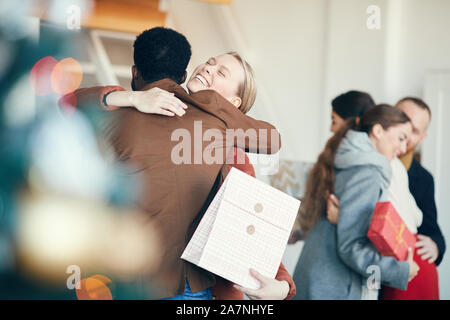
[397,97,431,119]
[133,27,191,84]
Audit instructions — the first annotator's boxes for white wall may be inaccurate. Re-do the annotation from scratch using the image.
[391,0,450,100]
[166,0,450,298]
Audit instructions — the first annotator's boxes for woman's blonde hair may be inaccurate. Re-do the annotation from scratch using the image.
[227,51,257,114]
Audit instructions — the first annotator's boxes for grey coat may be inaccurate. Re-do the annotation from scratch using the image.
[293,130,410,300]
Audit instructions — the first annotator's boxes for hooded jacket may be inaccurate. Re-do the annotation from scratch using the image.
[293,130,410,300]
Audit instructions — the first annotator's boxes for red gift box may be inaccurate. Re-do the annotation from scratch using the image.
[367,201,416,261]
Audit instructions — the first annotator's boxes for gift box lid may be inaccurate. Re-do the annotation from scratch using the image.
[221,168,300,232]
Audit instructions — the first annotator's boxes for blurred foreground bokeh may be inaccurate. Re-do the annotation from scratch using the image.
[0,1,162,299]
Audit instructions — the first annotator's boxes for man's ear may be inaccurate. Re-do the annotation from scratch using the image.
[132,65,139,79]
[419,131,428,145]
[179,71,187,84]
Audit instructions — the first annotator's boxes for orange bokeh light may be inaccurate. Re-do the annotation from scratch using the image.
[75,275,113,300]
[50,57,83,95]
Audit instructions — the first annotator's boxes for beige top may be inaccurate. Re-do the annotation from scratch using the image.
[388,157,423,233]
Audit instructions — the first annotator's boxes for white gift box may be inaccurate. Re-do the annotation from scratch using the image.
[182,167,300,290]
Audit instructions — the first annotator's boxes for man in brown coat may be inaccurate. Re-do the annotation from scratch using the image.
[65,27,281,299]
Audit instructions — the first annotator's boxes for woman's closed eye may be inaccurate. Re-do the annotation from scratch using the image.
[399,134,407,142]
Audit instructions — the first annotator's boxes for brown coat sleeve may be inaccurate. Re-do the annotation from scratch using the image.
[275,262,296,300]
[58,86,125,111]
[186,90,282,154]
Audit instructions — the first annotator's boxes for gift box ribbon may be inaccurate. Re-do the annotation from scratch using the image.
[372,214,408,256]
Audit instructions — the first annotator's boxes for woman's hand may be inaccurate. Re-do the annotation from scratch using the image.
[407,248,420,282]
[130,87,188,116]
[233,269,289,300]
[106,88,188,116]
[326,194,340,225]
[106,87,188,116]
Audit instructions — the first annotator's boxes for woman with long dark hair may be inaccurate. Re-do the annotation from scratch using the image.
[293,105,419,299]
[330,90,375,133]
